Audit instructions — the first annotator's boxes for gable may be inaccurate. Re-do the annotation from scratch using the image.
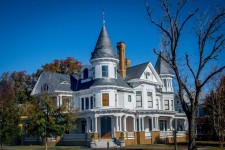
[140,65,157,82]
[140,62,162,85]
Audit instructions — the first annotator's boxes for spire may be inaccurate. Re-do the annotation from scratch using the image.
[155,51,173,75]
[102,9,105,26]
[90,25,118,60]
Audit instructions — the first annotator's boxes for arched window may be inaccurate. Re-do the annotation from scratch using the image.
[83,68,88,79]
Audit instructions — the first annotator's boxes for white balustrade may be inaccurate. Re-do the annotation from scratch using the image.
[177,131,186,137]
[145,132,151,139]
[160,131,173,137]
[127,132,134,139]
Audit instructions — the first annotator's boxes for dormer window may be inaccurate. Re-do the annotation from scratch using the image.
[41,83,48,92]
[83,68,88,79]
[145,72,150,79]
[102,65,108,77]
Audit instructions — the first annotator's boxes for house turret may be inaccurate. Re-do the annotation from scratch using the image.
[155,52,174,92]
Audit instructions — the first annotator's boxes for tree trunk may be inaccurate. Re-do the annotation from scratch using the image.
[219,132,224,148]
[188,113,197,150]
[42,137,48,150]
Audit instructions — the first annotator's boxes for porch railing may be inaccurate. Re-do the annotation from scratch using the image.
[177,131,186,137]
[145,131,151,139]
[160,131,173,137]
[127,132,134,139]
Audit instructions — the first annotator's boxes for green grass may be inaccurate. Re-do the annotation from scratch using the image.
[0,146,89,150]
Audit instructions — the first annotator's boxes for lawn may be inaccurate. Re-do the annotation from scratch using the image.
[1,146,89,150]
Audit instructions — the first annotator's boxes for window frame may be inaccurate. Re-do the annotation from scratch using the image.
[128,95,132,102]
[136,91,142,107]
[156,99,159,109]
[164,100,169,110]
[81,98,84,110]
[147,92,153,108]
[102,65,108,77]
[102,93,109,106]
[85,97,89,109]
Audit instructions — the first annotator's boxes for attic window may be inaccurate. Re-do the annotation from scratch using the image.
[41,83,48,92]
[145,72,150,79]
[83,68,88,79]
[60,81,69,84]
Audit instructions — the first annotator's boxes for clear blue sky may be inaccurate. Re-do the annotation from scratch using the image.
[0,0,224,75]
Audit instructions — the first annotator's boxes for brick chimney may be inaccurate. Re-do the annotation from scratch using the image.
[117,42,131,78]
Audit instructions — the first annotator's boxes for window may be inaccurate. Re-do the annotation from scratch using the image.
[115,94,117,107]
[156,99,159,109]
[81,98,84,110]
[93,95,95,107]
[171,100,173,110]
[163,79,167,87]
[93,67,95,78]
[164,100,169,110]
[85,97,89,109]
[83,68,88,79]
[178,109,182,113]
[145,72,150,79]
[147,92,153,108]
[128,95,132,102]
[114,67,117,78]
[102,65,108,77]
[136,91,142,107]
[42,83,48,92]
[102,93,109,106]
[90,97,93,109]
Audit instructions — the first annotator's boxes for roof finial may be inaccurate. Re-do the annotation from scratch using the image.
[102,8,105,26]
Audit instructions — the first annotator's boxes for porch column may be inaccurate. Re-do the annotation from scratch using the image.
[59,95,62,106]
[91,117,94,132]
[89,98,91,109]
[57,96,59,107]
[119,116,122,131]
[155,117,158,130]
[138,117,141,131]
[151,116,154,131]
[170,118,173,130]
[133,117,136,131]
[86,117,89,133]
[123,116,127,131]
[95,117,98,132]
[184,118,188,130]
[116,116,119,131]
[141,117,144,131]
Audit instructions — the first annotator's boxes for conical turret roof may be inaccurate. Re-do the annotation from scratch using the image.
[90,26,118,60]
[155,52,173,75]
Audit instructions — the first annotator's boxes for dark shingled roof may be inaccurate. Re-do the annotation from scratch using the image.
[32,72,78,95]
[155,53,173,75]
[33,71,131,94]
[90,26,118,60]
[77,73,131,90]
[125,62,149,81]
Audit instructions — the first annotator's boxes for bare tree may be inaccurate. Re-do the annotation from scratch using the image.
[146,0,225,149]
[205,76,225,148]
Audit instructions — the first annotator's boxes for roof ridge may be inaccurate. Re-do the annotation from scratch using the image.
[126,61,149,69]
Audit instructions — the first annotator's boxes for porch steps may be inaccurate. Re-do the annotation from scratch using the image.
[91,138,120,148]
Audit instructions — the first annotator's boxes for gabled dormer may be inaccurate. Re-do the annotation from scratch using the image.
[155,52,174,92]
[125,62,162,86]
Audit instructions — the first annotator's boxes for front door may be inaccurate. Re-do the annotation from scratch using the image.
[101,116,111,138]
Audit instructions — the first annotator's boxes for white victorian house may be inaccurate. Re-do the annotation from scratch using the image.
[31,24,187,147]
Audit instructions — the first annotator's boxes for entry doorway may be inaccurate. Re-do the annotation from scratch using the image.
[101,116,111,138]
